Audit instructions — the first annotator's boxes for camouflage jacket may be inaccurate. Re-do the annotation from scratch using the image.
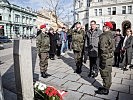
[98,31,115,66]
[68,28,85,51]
[36,32,50,53]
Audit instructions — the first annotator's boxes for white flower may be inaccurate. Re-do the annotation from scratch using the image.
[34,81,40,88]
[38,82,47,90]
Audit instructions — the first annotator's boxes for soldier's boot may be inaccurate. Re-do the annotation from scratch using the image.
[75,63,82,74]
[95,87,109,95]
[41,72,51,78]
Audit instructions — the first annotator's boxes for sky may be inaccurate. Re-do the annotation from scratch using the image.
[8,0,74,23]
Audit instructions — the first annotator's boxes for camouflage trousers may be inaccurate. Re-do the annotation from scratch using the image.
[99,58,113,89]
[73,50,83,67]
[38,52,48,73]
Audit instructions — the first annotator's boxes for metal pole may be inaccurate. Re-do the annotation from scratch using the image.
[87,0,90,30]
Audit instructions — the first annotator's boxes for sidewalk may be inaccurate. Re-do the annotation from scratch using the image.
[0,43,133,100]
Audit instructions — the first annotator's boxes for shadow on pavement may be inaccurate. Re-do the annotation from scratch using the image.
[31,46,39,82]
[61,52,102,89]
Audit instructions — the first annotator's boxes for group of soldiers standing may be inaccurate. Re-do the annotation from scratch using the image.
[36,20,133,95]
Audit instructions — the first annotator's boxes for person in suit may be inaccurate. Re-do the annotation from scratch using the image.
[122,28,133,71]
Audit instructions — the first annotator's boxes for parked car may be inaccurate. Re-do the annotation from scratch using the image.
[0,36,12,43]
[0,41,4,50]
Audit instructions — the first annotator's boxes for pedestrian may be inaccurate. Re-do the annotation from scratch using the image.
[85,20,102,78]
[48,27,57,60]
[113,29,124,67]
[60,27,67,55]
[56,29,62,58]
[68,22,85,74]
[95,22,115,95]
[121,28,133,71]
[36,24,51,78]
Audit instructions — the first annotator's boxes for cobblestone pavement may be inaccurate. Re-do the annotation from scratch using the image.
[0,40,133,100]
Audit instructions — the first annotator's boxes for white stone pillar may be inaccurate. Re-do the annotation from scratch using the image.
[13,40,34,100]
[0,72,4,100]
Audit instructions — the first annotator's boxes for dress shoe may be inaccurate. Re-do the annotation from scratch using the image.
[92,72,98,78]
[41,72,51,78]
[95,87,109,95]
[123,67,128,71]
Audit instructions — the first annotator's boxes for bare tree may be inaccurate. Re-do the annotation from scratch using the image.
[43,0,71,26]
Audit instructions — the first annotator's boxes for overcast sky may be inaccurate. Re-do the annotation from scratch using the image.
[8,0,73,23]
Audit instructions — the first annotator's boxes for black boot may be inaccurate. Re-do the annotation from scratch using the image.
[95,87,109,95]
[41,72,51,78]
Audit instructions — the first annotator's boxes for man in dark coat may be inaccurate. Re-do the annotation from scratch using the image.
[36,24,51,78]
[95,22,115,95]
[122,28,133,70]
[85,20,102,77]
[113,29,124,67]
[48,27,57,60]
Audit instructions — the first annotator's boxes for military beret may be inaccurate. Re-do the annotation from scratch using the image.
[40,24,46,29]
[104,22,113,29]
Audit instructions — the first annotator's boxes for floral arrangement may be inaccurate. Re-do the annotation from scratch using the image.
[34,81,67,100]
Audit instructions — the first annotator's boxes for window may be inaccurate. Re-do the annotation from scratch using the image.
[99,9,102,16]
[22,16,25,23]
[122,6,126,14]
[86,11,89,18]
[94,9,98,16]
[15,14,20,22]
[128,6,132,14]
[108,8,111,15]
[98,0,103,2]
[112,7,116,15]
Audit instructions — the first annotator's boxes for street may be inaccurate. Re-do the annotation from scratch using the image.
[0,40,133,100]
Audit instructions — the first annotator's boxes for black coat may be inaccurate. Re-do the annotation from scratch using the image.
[48,32,58,54]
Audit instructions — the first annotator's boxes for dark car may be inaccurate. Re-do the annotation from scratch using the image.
[0,36,12,43]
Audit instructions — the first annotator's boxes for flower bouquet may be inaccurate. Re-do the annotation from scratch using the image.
[34,81,67,100]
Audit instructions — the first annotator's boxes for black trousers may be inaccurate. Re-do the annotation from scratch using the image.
[114,52,121,66]
[89,57,98,74]
[56,44,61,57]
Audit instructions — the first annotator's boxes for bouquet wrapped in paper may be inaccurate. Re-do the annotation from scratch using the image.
[34,81,67,100]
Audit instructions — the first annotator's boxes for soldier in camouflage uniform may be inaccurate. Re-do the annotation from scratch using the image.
[36,24,51,78]
[95,22,115,95]
[68,22,85,74]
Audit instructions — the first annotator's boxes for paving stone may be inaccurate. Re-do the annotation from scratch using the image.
[49,78,68,86]
[64,90,83,100]
[3,88,17,100]
[80,71,89,78]
[39,76,55,83]
[65,69,75,74]
[78,84,97,95]
[110,83,129,93]
[63,74,81,81]
[95,74,102,81]
[115,73,130,79]
[52,72,68,79]
[131,75,133,80]
[112,77,122,84]
[122,79,133,86]
[112,67,123,74]
[119,93,133,100]
[124,69,133,75]
[130,86,133,94]
[62,81,82,90]
[55,67,70,73]
[47,69,58,75]
[92,80,103,88]
[81,94,103,100]
[96,90,118,100]
[77,78,92,85]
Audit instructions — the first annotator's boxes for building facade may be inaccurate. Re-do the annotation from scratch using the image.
[0,0,37,38]
[36,9,64,30]
[74,0,133,35]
